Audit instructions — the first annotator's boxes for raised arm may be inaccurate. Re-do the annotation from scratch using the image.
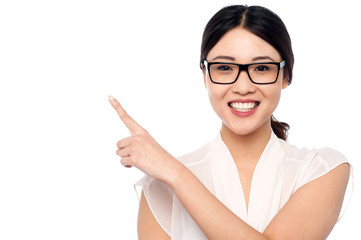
[109,95,350,240]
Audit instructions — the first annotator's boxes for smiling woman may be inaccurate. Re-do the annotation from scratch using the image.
[110,5,352,240]
[201,26,289,140]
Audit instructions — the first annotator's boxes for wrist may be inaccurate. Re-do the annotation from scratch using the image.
[164,158,189,189]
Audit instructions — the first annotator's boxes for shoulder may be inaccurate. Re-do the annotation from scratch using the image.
[277,138,350,191]
[279,138,348,166]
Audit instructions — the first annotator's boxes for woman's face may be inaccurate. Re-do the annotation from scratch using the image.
[203,26,289,136]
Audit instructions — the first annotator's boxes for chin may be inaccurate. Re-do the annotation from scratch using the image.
[223,115,272,137]
[224,121,260,136]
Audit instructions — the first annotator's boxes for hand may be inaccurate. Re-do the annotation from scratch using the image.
[108,95,183,183]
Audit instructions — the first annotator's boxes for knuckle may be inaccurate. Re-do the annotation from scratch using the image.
[127,148,134,156]
[121,156,130,163]
[131,156,138,166]
[140,128,149,135]
[117,149,124,157]
[131,145,138,153]
[120,158,127,166]
[116,140,123,149]
[133,135,142,143]
[137,127,146,134]
[120,112,129,121]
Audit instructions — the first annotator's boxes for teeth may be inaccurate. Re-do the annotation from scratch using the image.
[230,102,258,112]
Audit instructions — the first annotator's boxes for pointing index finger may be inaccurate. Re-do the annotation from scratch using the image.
[108,95,143,135]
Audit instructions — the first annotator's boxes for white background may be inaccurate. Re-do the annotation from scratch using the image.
[0,0,360,239]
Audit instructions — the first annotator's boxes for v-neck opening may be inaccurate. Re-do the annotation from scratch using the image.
[212,131,277,219]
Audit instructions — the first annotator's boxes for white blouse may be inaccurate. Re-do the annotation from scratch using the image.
[135,131,351,239]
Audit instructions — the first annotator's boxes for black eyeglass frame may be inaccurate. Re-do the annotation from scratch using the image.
[202,60,286,85]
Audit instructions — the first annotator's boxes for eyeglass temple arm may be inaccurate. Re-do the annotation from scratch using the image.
[280,60,286,68]
[200,59,206,69]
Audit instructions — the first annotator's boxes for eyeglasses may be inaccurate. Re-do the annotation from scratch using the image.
[202,60,286,85]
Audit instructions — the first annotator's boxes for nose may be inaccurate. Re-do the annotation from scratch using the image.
[231,70,256,95]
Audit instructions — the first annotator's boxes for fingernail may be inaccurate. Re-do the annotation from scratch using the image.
[108,95,115,102]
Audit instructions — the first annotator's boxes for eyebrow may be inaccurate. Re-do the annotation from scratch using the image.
[211,56,236,61]
[252,56,276,62]
[210,55,276,62]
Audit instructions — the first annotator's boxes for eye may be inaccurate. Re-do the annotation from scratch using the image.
[254,65,270,71]
[212,64,235,72]
[218,65,233,71]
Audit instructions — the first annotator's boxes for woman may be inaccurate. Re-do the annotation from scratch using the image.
[109,5,351,240]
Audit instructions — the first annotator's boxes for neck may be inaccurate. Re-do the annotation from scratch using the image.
[220,120,272,164]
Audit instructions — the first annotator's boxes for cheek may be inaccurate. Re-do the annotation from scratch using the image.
[206,81,229,111]
[261,85,282,110]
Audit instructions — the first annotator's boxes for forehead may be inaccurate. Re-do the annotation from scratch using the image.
[207,26,282,62]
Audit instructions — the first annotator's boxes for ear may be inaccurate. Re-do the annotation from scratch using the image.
[201,65,207,88]
[282,77,289,89]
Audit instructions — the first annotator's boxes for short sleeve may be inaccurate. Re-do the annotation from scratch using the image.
[135,175,173,236]
[296,148,349,189]
[294,147,353,221]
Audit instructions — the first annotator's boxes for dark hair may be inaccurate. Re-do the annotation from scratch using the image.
[200,5,293,141]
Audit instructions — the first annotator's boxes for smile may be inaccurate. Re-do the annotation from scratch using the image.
[228,101,260,112]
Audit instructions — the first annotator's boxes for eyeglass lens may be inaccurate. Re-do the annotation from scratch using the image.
[209,63,279,84]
